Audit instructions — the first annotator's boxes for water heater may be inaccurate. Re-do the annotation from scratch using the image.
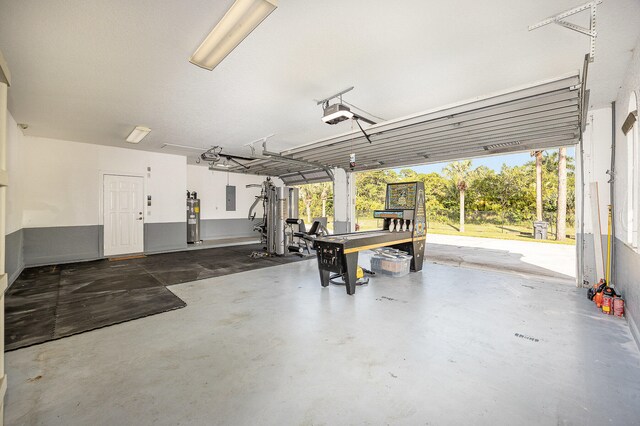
[186,191,201,244]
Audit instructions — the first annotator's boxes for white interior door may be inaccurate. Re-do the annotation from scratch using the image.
[103,174,144,256]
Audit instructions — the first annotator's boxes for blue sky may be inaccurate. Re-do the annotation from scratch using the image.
[397,147,576,174]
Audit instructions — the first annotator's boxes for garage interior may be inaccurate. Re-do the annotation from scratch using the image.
[1,0,640,424]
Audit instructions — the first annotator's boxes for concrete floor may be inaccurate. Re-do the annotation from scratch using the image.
[6,242,640,425]
[425,234,576,283]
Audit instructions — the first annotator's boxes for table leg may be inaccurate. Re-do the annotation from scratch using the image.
[411,240,425,271]
[316,254,330,287]
[343,252,359,295]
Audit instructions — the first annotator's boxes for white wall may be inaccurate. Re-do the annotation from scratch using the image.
[612,35,640,347]
[21,136,186,228]
[332,167,354,233]
[5,111,24,235]
[614,40,640,246]
[575,36,640,348]
[579,36,640,248]
[578,106,613,236]
[13,133,287,229]
[187,165,277,220]
[578,40,640,247]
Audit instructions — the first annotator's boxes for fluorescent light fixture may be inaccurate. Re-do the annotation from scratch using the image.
[190,0,278,71]
[161,143,206,151]
[126,126,151,144]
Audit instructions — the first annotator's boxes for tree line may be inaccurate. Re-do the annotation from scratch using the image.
[298,150,575,240]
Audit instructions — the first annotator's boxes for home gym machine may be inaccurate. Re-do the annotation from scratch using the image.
[247,178,327,256]
[247,178,299,256]
[313,182,427,295]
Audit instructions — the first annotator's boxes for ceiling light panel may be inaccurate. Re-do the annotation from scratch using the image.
[126,126,151,143]
[190,0,278,71]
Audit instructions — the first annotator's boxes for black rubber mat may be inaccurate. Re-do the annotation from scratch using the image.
[5,243,308,351]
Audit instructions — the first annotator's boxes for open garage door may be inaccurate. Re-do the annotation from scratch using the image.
[234,72,585,291]
[229,73,582,180]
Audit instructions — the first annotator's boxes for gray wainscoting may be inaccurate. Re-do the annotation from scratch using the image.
[200,218,260,240]
[5,228,24,284]
[23,225,103,267]
[614,238,640,348]
[18,221,249,268]
[20,223,189,267]
[144,222,188,254]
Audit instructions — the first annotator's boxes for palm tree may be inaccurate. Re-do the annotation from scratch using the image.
[556,147,567,240]
[531,150,543,221]
[320,183,329,217]
[443,160,473,232]
[299,186,313,223]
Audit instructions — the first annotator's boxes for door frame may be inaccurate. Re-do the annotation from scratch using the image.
[100,171,146,256]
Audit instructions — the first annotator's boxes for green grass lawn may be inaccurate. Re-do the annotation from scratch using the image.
[355,218,575,245]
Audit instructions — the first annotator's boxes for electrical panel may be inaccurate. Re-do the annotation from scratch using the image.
[226,185,236,211]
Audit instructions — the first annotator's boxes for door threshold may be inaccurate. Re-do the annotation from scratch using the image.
[108,253,147,262]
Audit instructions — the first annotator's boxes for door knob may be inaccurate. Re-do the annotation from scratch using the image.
[137,218,143,221]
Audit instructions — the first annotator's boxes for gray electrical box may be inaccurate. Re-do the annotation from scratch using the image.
[226,185,236,211]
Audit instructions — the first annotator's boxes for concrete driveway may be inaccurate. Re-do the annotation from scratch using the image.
[425,234,576,284]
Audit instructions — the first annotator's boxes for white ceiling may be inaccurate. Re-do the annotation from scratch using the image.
[1,0,639,162]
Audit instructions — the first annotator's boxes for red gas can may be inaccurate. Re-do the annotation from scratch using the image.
[595,291,604,308]
[613,297,625,317]
[602,295,614,315]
